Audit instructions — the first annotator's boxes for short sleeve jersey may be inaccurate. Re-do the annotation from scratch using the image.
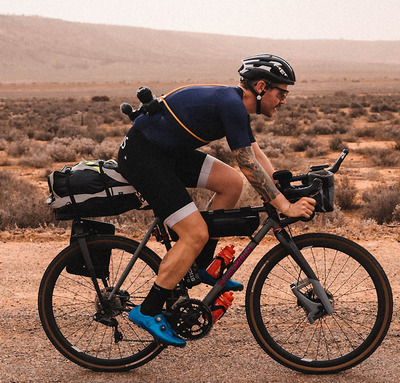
[132,85,255,151]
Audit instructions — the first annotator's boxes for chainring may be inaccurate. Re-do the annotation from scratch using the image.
[167,298,213,340]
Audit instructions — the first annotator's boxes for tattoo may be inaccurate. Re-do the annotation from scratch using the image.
[233,146,280,202]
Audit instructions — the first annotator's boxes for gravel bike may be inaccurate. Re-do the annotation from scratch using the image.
[38,149,393,374]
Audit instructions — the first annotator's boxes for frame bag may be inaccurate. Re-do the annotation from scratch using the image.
[47,159,142,220]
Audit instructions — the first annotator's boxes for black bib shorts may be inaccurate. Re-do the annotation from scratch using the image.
[118,129,215,228]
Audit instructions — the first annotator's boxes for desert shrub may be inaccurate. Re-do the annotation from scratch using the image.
[335,176,358,210]
[45,137,79,162]
[93,140,120,159]
[329,135,349,151]
[6,138,35,157]
[356,147,400,167]
[91,95,110,102]
[256,133,290,158]
[269,119,300,136]
[19,150,52,168]
[361,182,400,224]
[371,103,397,113]
[306,120,348,135]
[291,135,317,152]
[0,171,53,229]
[305,145,328,158]
[349,106,368,118]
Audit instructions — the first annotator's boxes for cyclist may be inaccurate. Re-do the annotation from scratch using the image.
[118,54,316,347]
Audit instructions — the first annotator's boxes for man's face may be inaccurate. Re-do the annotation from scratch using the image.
[260,82,289,118]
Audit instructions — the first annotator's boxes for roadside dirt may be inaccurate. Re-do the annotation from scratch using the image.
[0,234,399,383]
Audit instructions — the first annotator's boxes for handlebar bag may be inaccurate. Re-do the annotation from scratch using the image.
[307,170,335,212]
[47,159,142,220]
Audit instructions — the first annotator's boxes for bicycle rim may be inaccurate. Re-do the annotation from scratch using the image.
[38,235,164,371]
[246,233,392,374]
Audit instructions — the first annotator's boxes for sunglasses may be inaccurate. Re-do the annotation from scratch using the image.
[269,85,289,101]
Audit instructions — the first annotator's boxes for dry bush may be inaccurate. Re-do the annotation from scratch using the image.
[6,138,32,157]
[269,119,300,136]
[93,139,120,159]
[0,171,53,230]
[256,133,290,158]
[291,135,318,152]
[361,182,400,224]
[45,137,80,162]
[19,151,52,168]
[329,135,349,151]
[356,147,400,167]
[91,95,110,102]
[335,176,358,210]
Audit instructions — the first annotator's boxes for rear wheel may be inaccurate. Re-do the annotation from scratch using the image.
[38,235,163,371]
[246,233,392,374]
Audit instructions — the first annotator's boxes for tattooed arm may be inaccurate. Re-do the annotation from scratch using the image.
[233,146,283,203]
[233,146,316,218]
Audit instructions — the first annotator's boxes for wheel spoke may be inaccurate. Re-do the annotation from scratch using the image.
[247,234,392,373]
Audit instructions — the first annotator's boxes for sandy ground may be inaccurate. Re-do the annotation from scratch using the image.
[0,234,399,383]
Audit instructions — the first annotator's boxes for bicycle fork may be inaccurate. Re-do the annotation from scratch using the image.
[273,227,334,324]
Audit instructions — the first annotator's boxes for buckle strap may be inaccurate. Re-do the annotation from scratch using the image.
[160,84,226,144]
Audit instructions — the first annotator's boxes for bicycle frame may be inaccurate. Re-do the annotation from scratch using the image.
[74,205,333,324]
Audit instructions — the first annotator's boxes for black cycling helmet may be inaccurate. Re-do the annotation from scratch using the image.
[238,54,296,85]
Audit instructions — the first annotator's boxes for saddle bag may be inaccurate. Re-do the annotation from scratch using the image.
[47,159,142,220]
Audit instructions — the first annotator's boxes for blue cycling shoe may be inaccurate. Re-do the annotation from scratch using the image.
[128,306,186,348]
[198,269,244,291]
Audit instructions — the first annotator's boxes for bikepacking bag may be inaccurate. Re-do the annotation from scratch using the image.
[67,219,114,278]
[47,159,142,220]
[168,207,260,240]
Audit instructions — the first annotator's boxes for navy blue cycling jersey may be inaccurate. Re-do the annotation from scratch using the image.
[132,85,255,151]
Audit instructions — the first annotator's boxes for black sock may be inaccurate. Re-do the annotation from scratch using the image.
[195,238,219,269]
[140,283,173,317]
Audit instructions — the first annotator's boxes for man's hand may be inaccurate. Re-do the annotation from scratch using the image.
[281,197,316,218]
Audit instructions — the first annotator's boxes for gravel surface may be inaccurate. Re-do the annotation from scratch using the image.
[1,236,399,382]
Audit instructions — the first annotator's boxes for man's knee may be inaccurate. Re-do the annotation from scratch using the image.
[171,212,209,250]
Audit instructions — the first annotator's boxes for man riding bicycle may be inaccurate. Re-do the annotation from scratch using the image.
[118,54,316,347]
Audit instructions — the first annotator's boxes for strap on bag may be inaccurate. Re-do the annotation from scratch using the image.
[64,167,80,217]
[159,84,226,144]
[98,160,112,198]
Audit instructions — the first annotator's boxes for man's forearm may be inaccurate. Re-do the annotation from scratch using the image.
[233,146,280,203]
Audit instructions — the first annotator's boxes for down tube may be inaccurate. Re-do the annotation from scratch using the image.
[202,219,275,306]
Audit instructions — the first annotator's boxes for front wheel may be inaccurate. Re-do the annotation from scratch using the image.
[246,233,392,374]
[38,235,163,371]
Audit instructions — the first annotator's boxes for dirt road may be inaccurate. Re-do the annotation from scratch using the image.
[1,236,399,382]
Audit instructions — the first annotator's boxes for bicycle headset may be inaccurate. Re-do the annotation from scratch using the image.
[238,54,296,114]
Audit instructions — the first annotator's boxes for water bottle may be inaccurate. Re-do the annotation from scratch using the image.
[206,245,235,279]
[212,292,234,323]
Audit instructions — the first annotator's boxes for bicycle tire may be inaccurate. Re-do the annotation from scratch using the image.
[38,235,164,371]
[246,233,392,374]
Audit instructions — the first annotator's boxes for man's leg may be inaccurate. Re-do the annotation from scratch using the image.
[155,210,209,289]
[195,158,244,290]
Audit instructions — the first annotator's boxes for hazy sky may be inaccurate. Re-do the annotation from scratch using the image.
[1,0,399,41]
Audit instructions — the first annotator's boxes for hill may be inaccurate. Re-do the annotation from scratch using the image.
[1,15,400,85]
